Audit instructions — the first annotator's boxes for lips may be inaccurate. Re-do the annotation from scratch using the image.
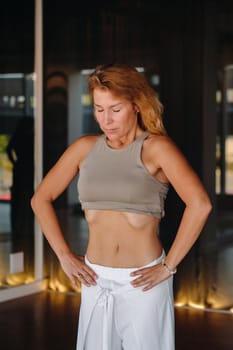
[105,129,117,133]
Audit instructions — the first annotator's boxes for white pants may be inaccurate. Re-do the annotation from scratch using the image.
[76,251,174,350]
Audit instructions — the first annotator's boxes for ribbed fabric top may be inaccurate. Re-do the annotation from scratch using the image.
[77,131,169,218]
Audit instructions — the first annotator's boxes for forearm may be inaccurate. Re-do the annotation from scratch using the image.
[164,200,212,271]
[31,196,72,261]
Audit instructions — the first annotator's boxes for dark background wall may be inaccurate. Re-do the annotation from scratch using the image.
[42,0,233,307]
[43,0,218,240]
[1,0,233,309]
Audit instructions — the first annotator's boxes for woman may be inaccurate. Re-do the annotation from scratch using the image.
[31,63,212,350]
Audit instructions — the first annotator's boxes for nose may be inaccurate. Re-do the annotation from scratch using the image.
[103,111,113,124]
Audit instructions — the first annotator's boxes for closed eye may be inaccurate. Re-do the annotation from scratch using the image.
[112,109,120,113]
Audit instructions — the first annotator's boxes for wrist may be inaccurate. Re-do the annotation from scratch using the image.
[57,249,73,261]
[161,259,177,275]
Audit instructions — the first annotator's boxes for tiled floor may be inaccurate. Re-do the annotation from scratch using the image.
[0,291,232,350]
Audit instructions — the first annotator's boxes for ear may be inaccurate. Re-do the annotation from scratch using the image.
[133,103,139,114]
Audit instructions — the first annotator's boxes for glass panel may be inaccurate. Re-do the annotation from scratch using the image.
[0,4,35,289]
[215,45,233,309]
[216,65,233,194]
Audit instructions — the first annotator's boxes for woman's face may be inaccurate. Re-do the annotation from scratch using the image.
[93,88,138,140]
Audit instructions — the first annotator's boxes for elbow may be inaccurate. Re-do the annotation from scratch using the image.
[30,191,46,213]
[31,189,53,213]
[204,200,212,219]
[197,196,212,219]
[30,193,38,212]
[187,195,212,220]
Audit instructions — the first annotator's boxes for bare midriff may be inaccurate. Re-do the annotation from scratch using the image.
[85,209,163,268]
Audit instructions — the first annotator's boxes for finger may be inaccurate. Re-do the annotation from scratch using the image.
[69,274,79,289]
[131,275,149,287]
[83,274,96,286]
[130,265,154,277]
[142,282,155,291]
[76,273,92,287]
[82,271,98,285]
[130,268,147,277]
[133,275,156,290]
[77,270,97,286]
[142,274,170,291]
[81,264,98,278]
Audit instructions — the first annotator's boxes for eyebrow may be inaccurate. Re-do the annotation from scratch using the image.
[94,102,123,108]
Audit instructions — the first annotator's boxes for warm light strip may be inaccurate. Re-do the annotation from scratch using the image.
[175,304,233,315]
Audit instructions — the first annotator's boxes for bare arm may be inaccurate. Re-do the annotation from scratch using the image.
[156,137,212,269]
[31,136,98,287]
[131,136,212,290]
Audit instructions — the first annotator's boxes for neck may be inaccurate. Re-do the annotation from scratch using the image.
[106,127,144,149]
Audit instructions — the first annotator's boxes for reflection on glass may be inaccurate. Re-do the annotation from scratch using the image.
[214,63,233,312]
[0,135,12,201]
[216,134,221,194]
[225,136,233,194]
[216,65,233,194]
[0,73,35,289]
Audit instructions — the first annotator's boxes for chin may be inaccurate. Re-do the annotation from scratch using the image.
[105,130,119,138]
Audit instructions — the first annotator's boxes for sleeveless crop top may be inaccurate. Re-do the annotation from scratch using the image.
[77,131,169,218]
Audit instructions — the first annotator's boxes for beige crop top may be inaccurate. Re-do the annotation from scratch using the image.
[77,131,169,218]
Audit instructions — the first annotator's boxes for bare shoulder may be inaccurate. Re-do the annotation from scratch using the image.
[145,133,198,181]
[145,133,179,157]
[72,134,101,148]
[67,134,102,162]
[144,133,192,173]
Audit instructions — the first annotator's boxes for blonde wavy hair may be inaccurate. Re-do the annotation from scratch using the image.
[88,63,166,135]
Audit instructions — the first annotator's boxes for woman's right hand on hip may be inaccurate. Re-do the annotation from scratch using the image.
[59,252,98,288]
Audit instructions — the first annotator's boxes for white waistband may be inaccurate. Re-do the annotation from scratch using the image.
[85,250,165,281]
